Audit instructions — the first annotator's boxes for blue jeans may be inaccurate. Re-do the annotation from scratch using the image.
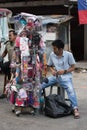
[40,76,78,109]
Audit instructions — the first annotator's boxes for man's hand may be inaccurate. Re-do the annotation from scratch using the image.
[51,69,57,76]
[49,66,57,76]
[57,70,65,75]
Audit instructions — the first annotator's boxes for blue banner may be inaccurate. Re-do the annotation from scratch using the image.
[78,0,87,10]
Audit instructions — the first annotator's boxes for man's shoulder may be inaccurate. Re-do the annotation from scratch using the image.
[6,41,11,47]
[50,52,55,57]
[50,51,54,55]
[4,40,9,45]
[63,50,73,55]
[5,41,12,50]
[5,40,10,45]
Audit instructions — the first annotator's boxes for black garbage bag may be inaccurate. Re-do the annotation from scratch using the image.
[44,94,73,118]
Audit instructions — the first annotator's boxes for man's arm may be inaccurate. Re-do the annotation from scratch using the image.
[2,48,7,58]
[66,64,75,73]
[48,66,57,76]
[57,64,75,75]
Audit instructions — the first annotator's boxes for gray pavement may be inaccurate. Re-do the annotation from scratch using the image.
[0,62,87,130]
[76,61,87,69]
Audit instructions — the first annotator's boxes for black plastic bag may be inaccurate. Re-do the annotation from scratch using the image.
[44,94,73,118]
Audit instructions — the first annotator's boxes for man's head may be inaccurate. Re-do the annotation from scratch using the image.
[9,30,17,42]
[52,39,64,56]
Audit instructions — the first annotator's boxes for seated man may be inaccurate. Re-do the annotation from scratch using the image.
[40,39,80,119]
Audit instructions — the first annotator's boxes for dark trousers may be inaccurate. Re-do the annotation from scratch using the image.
[0,61,11,93]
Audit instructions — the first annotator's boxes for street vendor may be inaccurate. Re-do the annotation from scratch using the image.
[0,29,17,99]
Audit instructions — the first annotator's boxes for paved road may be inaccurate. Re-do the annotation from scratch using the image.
[0,71,87,130]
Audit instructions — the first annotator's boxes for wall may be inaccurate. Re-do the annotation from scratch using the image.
[84,25,87,60]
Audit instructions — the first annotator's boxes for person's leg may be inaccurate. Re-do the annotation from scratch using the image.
[58,78,80,118]
[39,76,57,97]
[39,76,57,111]
[0,62,11,99]
[58,78,78,108]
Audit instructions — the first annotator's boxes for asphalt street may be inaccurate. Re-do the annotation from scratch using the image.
[0,69,87,130]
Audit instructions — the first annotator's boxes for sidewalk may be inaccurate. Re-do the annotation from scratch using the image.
[75,61,87,73]
[76,61,87,69]
[0,61,87,130]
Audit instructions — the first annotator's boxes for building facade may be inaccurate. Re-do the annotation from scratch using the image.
[0,0,85,61]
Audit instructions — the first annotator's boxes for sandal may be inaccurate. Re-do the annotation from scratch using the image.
[73,108,80,119]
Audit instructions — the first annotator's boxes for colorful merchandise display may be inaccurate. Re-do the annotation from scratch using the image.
[5,13,47,116]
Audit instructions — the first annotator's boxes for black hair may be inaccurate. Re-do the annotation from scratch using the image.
[9,30,17,35]
[52,39,64,49]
